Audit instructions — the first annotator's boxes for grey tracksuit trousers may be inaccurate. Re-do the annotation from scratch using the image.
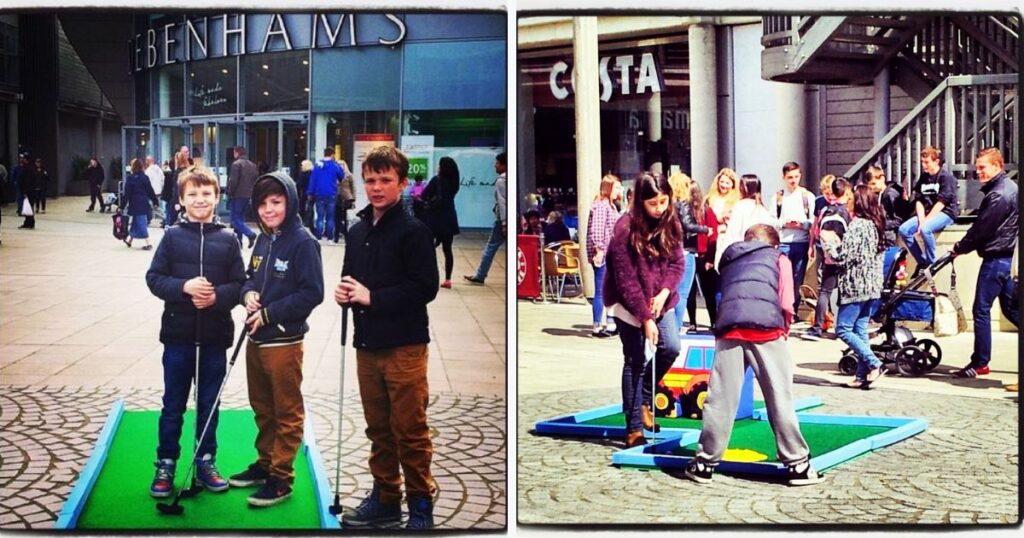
[696,337,811,466]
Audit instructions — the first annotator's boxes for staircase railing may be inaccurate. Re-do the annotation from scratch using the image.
[899,15,1018,83]
[845,74,1017,216]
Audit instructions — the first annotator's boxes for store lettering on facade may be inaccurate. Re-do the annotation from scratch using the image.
[548,52,662,102]
[129,13,407,73]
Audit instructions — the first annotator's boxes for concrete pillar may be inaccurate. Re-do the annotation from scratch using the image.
[573,17,601,297]
[94,114,103,161]
[688,22,718,186]
[6,103,16,166]
[773,82,808,195]
[646,92,662,177]
[873,66,891,144]
[715,25,735,183]
[517,65,537,215]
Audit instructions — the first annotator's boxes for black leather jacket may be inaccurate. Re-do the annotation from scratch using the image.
[676,201,710,252]
[953,172,1018,259]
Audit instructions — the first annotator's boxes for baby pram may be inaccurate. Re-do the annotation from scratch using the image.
[836,249,958,377]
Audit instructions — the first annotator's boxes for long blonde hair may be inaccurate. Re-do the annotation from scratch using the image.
[667,172,692,203]
[706,167,740,213]
[595,173,620,202]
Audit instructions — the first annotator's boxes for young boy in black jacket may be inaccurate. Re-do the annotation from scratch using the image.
[335,146,440,529]
[228,171,324,507]
[145,167,246,498]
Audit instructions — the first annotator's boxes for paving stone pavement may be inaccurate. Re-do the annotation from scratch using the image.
[518,383,1019,525]
[0,384,506,530]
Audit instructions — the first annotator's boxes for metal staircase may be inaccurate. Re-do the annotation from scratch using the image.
[762,14,1019,216]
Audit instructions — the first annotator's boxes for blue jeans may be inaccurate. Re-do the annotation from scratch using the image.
[780,241,810,314]
[616,310,681,432]
[591,263,612,326]
[971,256,1019,367]
[836,300,882,380]
[130,214,150,239]
[229,198,256,243]
[157,343,227,460]
[673,251,697,328]
[899,213,954,266]
[314,196,336,240]
[473,220,505,281]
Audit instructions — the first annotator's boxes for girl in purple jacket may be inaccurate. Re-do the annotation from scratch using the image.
[603,173,686,447]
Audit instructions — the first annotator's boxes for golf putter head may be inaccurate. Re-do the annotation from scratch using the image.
[328,494,343,515]
[156,500,185,516]
[179,481,204,498]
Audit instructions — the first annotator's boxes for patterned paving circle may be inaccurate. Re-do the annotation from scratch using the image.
[0,386,506,530]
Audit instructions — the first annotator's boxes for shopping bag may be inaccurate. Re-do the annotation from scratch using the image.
[21,198,33,217]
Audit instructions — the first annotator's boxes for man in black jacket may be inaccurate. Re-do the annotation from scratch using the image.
[950,147,1019,378]
[227,146,260,248]
[335,145,439,529]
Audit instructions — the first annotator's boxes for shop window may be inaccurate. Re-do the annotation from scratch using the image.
[186,56,237,116]
[242,49,309,113]
[154,64,185,118]
[316,110,399,164]
[311,47,400,112]
[402,110,505,148]
[401,39,505,111]
[135,70,150,123]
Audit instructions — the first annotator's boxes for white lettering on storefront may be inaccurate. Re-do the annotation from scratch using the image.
[548,52,662,102]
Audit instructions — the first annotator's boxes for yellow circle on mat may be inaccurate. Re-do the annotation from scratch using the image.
[723,448,769,462]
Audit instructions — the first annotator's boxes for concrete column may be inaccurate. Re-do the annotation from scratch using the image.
[873,65,891,144]
[573,16,601,297]
[773,82,808,194]
[688,22,718,185]
[517,65,537,214]
[94,114,103,161]
[715,25,735,182]
[646,91,662,177]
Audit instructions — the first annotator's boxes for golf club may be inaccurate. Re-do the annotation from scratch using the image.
[157,324,248,515]
[646,335,658,445]
[328,306,349,516]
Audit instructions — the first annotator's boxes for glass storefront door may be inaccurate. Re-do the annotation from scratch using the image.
[121,125,151,179]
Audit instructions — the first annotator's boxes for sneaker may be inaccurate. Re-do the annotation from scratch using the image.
[803,327,823,341]
[787,461,825,486]
[406,496,434,529]
[604,326,619,337]
[150,459,176,498]
[341,484,402,527]
[955,364,990,377]
[229,462,270,487]
[591,329,610,338]
[463,275,485,285]
[247,476,292,507]
[684,458,714,484]
[195,454,229,492]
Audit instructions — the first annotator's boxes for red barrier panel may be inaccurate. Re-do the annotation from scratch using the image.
[517,234,541,299]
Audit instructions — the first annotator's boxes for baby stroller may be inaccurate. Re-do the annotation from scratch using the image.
[836,249,958,377]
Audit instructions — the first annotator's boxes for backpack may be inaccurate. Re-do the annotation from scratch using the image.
[775,188,812,220]
[815,205,850,265]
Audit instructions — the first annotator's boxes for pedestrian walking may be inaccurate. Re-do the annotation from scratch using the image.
[123,158,159,250]
[586,173,622,337]
[670,172,710,335]
[464,152,507,285]
[32,158,49,214]
[805,177,851,340]
[226,146,259,248]
[603,173,685,448]
[820,185,886,388]
[334,160,355,243]
[420,156,461,289]
[306,148,345,244]
[85,158,105,212]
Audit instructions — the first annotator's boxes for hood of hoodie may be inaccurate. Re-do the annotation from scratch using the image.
[720,239,776,267]
[255,171,302,235]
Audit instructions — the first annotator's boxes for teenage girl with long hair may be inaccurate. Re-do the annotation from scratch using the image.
[421,156,461,288]
[669,172,710,335]
[685,181,720,330]
[820,184,887,388]
[706,168,740,233]
[604,173,685,447]
[715,174,776,270]
[586,173,623,337]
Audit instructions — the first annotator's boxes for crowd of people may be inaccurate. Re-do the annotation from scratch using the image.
[560,146,1019,484]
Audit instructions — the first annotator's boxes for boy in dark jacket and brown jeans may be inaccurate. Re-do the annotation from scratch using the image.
[229,171,324,507]
[335,146,440,529]
[145,167,246,498]
[686,224,824,487]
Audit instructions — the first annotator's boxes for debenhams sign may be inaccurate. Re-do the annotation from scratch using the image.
[129,13,407,73]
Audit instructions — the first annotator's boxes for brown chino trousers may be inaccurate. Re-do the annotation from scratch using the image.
[246,341,305,484]
[356,344,434,504]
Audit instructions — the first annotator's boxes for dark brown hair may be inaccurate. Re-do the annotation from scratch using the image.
[744,223,780,246]
[853,184,885,253]
[362,145,410,180]
[629,173,682,258]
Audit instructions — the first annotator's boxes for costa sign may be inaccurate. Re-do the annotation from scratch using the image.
[549,52,662,102]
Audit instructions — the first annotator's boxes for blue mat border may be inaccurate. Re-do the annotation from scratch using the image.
[303,408,342,529]
[533,396,823,439]
[610,413,928,475]
[55,399,125,529]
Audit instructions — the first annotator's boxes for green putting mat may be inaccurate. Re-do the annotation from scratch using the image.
[581,412,704,429]
[76,409,320,530]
